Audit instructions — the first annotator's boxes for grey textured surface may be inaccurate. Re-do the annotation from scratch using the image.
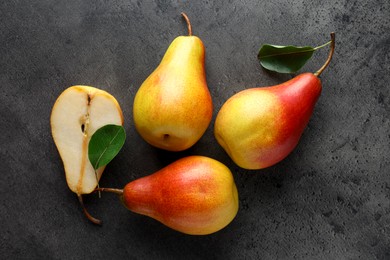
[1,0,389,259]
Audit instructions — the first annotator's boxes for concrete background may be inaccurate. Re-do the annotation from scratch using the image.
[1,0,389,259]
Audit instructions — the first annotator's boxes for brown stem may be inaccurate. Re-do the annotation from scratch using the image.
[94,169,101,198]
[314,32,336,77]
[94,187,124,195]
[77,194,102,225]
[181,12,192,36]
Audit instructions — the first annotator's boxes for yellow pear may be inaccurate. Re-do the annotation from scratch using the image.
[133,13,213,151]
[50,85,123,223]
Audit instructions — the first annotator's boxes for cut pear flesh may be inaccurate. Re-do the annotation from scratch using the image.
[51,86,124,194]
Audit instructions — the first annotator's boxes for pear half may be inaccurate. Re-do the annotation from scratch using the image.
[50,86,123,223]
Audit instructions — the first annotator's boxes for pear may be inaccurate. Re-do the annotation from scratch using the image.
[50,85,124,223]
[133,13,213,151]
[97,156,239,235]
[214,33,335,170]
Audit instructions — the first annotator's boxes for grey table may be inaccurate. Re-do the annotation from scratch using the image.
[1,1,389,259]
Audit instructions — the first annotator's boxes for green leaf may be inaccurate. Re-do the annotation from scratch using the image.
[258,44,315,73]
[88,124,126,170]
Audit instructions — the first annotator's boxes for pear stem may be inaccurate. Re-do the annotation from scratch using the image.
[94,187,124,195]
[314,32,336,77]
[181,12,192,36]
[94,169,101,198]
[77,194,102,225]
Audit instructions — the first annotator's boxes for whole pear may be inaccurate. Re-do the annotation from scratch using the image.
[214,33,335,170]
[133,13,212,151]
[97,156,239,235]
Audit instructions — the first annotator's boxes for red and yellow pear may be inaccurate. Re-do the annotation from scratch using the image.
[133,13,212,151]
[214,33,335,170]
[97,156,239,235]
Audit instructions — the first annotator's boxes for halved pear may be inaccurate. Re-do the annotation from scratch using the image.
[50,85,123,223]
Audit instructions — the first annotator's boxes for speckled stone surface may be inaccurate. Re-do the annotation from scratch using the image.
[1,0,389,259]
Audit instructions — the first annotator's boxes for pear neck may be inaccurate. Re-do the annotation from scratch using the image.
[122,179,155,216]
[161,36,204,68]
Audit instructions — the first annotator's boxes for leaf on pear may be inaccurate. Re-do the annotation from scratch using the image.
[258,44,315,73]
[88,124,126,170]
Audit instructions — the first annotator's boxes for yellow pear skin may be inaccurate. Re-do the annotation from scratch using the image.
[133,13,212,151]
[214,76,320,170]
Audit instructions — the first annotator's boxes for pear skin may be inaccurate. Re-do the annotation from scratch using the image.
[215,74,321,169]
[215,33,335,170]
[121,156,239,235]
[133,13,212,151]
